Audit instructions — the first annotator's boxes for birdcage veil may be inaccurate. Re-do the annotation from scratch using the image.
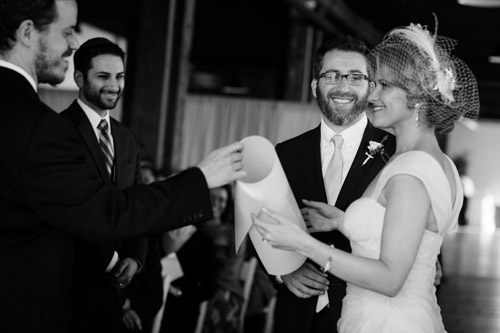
[367,20,480,133]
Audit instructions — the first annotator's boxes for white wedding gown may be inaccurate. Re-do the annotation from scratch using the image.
[337,151,462,333]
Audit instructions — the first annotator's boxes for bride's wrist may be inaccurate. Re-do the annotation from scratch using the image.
[298,234,320,258]
[336,215,345,233]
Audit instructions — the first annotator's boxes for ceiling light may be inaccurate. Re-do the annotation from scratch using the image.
[489,41,500,63]
[458,0,500,7]
[488,55,500,64]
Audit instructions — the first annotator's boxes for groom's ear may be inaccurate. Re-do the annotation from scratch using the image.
[311,79,318,98]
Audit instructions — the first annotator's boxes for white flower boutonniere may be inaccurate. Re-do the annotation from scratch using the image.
[362,135,390,166]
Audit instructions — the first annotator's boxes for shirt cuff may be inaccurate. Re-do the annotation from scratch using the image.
[105,251,119,273]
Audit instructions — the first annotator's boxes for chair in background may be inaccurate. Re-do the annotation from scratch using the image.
[151,275,171,333]
[238,257,258,333]
[194,255,258,333]
[194,300,209,333]
[151,252,184,333]
[262,295,276,333]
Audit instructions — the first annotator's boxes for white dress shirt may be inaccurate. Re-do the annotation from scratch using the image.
[77,98,115,152]
[320,114,367,205]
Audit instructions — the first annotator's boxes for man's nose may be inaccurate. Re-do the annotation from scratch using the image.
[338,76,350,92]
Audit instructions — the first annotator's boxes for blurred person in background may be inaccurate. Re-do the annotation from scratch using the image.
[201,185,246,333]
[121,162,164,333]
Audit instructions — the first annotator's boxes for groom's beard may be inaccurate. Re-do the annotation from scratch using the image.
[316,85,369,126]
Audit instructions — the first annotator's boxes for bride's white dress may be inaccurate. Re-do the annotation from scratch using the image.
[337,151,462,333]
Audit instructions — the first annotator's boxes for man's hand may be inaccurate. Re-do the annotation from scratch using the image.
[281,262,329,298]
[301,199,344,233]
[110,257,139,289]
[197,142,247,188]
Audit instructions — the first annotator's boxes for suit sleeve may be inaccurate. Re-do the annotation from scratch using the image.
[117,137,150,268]
[22,112,213,244]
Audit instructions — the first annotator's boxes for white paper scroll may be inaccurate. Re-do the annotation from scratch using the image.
[234,135,307,275]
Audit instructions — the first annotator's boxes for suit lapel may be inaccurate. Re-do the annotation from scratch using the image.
[336,122,389,210]
[299,126,328,204]
[66,102,110,183]
[308,128,328,202]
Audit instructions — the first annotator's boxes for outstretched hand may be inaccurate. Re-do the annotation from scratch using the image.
[197,141,247,188]
[252,208,308,252]
[301,199,344,233]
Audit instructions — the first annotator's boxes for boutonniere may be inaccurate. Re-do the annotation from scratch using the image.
[362,135,390,166]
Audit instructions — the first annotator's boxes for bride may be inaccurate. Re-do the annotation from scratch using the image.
[252,22,479,332]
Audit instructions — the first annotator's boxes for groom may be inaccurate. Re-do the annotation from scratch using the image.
[271,36,396,333]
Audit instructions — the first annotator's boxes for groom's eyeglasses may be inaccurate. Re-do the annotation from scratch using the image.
[318,71,369,86]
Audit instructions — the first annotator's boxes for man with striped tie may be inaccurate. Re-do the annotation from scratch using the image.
[0,2,245,331]
[60,37,145,333]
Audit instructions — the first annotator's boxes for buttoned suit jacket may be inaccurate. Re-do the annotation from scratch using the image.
[61,101,148,332]
[0,67,212,333]
[273,122,396,333]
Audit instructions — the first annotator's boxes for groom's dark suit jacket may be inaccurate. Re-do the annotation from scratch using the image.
[61,101,147,332]
[0,67,212,333]
[273,123,396,333]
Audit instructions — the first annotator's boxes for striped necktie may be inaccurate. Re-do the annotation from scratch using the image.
[97,119,114,178]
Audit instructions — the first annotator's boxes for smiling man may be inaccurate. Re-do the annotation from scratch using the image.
[269,36,396,333]
[60,38,145,333]
[0,1,245,331]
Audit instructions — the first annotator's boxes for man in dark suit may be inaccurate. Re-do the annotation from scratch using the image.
[0,1,245,332]
[60,38,148,332]
[271,36,396,333]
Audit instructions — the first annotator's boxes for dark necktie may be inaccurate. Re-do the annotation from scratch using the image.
[97,119,114,177]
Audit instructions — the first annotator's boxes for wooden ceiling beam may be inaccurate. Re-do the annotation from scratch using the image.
[282,0,383,46]
[281,0,345,36]
[315,0,383,46]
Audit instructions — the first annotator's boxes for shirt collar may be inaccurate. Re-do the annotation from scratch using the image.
[77,98,111,132]
[320,113,367,150]
[0,59,37,92]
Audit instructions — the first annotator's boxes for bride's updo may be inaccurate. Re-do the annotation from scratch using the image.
[367,22,480,133]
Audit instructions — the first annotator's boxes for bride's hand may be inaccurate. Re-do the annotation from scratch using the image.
[252,208,308,252]
[301,199,344,233]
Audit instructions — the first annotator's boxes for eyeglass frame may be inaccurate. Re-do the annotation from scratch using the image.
[317,71,370,86]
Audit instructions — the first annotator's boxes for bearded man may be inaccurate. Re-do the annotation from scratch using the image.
[269,36,396,333]
[59,37,147,333]
[0,1,245,331]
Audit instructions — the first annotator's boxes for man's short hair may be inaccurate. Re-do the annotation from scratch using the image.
[312,36,369,79]
[73,37,126,76]
[0,0,57,54]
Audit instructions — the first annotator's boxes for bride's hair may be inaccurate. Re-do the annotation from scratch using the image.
[367,21,480,133]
